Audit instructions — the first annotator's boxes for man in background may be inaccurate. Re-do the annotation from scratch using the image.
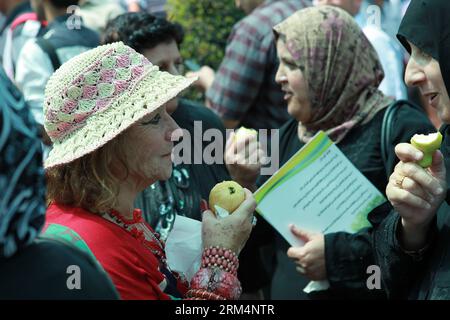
[15,0,99,147]
[190,0,311,130]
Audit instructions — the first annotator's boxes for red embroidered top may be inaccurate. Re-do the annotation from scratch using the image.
[45,202,188,300]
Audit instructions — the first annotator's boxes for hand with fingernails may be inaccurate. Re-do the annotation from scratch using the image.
[287,224,327,281]
[386,143,447,251]
[225,131,266,192]
[200,188,257,255]
[185,66,215,92]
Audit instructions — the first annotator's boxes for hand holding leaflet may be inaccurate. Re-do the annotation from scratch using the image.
[254,131,386,292]
[255,131,386,244]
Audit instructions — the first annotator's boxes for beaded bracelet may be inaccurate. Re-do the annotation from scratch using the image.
[201,246,239,276]
[190,267,242,300]
[186,289,226,300]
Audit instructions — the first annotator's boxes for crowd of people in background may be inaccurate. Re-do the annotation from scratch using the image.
[1,0,450,301]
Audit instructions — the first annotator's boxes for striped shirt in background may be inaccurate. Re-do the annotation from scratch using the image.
[206,0,311,130]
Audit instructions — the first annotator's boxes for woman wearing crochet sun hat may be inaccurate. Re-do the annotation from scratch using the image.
[42,41,256,300]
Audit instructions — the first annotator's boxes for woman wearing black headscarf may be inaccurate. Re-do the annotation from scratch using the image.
[373,0,450,299]
[0,67,118,299]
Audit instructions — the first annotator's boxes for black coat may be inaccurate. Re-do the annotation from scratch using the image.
[0,238,119,299]
[372,0,450,300]
[373,126,450,300]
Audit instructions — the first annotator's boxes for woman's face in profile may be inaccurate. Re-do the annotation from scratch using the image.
[275,39,312,124]
[119,105,181,186]
[405,40,450,123]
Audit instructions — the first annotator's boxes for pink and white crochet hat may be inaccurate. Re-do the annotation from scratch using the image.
[43,41,196,169]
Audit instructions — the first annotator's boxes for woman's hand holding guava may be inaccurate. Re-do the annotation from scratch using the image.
[386,143,447,250]
[225,129,265,191]
[201,189,256,255]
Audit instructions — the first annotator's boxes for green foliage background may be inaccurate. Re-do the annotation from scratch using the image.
[166,0,244,100]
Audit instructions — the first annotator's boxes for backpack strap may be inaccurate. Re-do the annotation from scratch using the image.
[2,13,46,81]
[10,12,38,31]
[381,99,424,178]
[35,37,61,71]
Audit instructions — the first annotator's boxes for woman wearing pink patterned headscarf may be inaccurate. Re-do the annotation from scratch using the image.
[274,5,392,144]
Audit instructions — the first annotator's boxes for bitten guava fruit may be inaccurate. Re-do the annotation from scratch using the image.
[410,132,443,167]
[234,126,257,141]
[209,181,245,216]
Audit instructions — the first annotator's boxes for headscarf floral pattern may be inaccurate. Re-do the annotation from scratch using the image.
[274,6,393,143]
